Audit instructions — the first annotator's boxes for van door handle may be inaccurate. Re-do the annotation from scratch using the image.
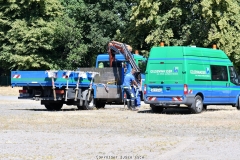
[161,81,164,84]
[166,87,171,90]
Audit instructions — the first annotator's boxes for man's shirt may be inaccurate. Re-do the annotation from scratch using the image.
[123,73,135,88]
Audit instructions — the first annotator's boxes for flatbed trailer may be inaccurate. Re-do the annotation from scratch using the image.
[11,67,124,110]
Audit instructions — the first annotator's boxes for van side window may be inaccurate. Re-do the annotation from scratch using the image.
[211,65,228,81]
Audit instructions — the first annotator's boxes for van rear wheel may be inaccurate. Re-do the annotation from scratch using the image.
[150,104,163,113]
[190,95,203,114]
[237,97,240,110]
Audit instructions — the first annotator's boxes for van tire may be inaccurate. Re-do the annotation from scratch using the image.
[237,97,240,110]
[150,104,163,113]
[190,95,203,114]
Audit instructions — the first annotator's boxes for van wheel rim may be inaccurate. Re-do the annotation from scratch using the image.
[196,99,202,111]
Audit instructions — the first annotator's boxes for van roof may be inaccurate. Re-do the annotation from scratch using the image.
[149,46,229,59]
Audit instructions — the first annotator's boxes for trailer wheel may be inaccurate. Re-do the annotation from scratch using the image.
[53,103,63,111]
[190,95,203,114]
[96,100,106,109]
[44,104,53,111]
[77,102,86,110]
[150,104,163,113]
[84,93,95,110]
[44,103,63,111]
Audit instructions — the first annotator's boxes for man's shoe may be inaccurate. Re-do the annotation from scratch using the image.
[131,107,139,111]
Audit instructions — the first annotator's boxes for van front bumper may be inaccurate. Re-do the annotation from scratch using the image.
[144,94,195,106]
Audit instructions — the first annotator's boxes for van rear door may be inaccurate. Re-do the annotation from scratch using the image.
[146,61,184,101]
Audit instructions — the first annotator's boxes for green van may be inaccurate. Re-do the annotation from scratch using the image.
[144,46,240,113]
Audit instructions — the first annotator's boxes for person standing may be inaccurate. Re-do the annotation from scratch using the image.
[132,73,141,109]
[123,69,139,111]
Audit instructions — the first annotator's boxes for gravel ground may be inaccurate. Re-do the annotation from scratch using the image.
[1,87,240,160]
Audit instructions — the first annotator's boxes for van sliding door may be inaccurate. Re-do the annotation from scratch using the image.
[210,65,230,103]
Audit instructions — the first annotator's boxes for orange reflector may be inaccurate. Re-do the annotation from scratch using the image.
[135,50,139,54]
[160,42,164,47]
[213,44,217,49]
[19,90,27,93]
[55,90,64,94]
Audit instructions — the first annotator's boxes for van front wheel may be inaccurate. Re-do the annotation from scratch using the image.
[190,95,203,114]
[237,96,240,110]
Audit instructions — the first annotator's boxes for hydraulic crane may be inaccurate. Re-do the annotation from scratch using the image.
[107,41,140,73]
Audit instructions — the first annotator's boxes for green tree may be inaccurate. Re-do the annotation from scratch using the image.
[122,0,240,61]
[201,0,240,67]
[74,0,133,66]
[0,0,63,75]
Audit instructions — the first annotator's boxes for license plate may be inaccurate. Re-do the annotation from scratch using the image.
[150,88,162,92]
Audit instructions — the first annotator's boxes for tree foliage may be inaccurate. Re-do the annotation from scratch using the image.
[0,0,63,74]
[79,0,133,67]
[1,0,240,75]
[124,0,240,61]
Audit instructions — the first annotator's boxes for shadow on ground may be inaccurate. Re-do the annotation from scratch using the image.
[138,108,234,115]
[10,108,80,112]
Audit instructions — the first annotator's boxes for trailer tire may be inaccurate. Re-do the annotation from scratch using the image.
[45,104,53,111]
[96,100,106,109]
[53,103,63,111]
[190,95,203,114]
[84,93,95,110]
[45,103,63,111]
[77,102,86,110]
[150,104,163,113]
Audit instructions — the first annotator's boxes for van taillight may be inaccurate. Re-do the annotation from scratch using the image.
[19,90,27,93]
[184,84,188,95]
[144,84,147,94]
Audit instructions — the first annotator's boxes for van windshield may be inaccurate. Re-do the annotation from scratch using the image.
[229,66,240,85]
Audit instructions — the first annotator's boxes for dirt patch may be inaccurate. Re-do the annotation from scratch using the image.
[1,97,240,159]
[0,86,21,96]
